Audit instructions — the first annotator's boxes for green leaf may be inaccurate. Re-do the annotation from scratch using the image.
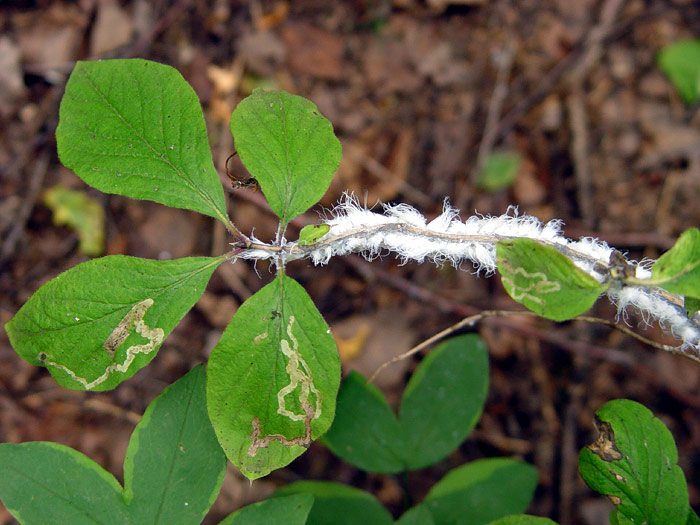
[578,399,690,525]
[219,494,314,525]
[0,367,225,524]
[5,255,222,391]
[125,365,226,524]
[400,334,489,469]
[396,505,436,525]
[650,228,700,300]
[477,151,521,192]
[496,238,608,321]
[56,59,229,224]
[487,516,558,525]
[688,510,700,525]
[424,458,539,525]
[230,89,341,225]
[0,442,132,525]
[207,275,340,480]
[658,39,700,105]
[298,224,330,246]
[322,335,488,473]
[274,481,393,525]
[42,185,105,256]
[321,371,405,473]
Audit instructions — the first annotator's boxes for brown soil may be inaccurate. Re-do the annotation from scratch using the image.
[1,1,699,523]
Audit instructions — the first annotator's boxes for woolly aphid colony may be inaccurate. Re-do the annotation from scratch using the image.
[237,194,700,354]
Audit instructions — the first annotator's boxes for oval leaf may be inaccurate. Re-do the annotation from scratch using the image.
[207,275,341,480]
[321,371,405,474]
[0,366,228,524]
[125,365,226,524]
[424,458,539,524]
[578,399,690,524]
[396,505,436,525]
[496,238,608,321]
[219,494,314,525]
[56,59,229,223]
[323,335,489,473]
[230,90,341,225]
[5,255,223,391]
[650,228,700,300]
[274,481,393,525]
[400,334,489,470]
[0,442,131,524]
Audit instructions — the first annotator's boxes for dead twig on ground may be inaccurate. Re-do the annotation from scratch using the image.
[471,39,515,186]
[567,90,594,227]
[348,257,700,407]
[494,0,666,142]
[566,0,627,228]
[125,0,193,58]
[0,150,50,266]
[559,384,585,524]
[345,143,435,208]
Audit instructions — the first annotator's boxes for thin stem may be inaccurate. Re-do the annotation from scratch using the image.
[368,310,539,384]
[227,197,700,358]
[242,222,607,269]
[368,310,700,384]
[575,315,700,364]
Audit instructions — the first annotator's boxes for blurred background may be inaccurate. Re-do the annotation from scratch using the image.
[1,0,699,523]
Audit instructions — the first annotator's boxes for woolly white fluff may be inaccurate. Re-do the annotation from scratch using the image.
[608,286,700,348]
[309,196,609,275]
[236,194,700,351]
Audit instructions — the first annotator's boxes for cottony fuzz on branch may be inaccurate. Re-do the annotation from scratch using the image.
[237,194,700,357]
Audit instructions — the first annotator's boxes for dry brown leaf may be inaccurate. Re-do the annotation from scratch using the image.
[17,5,83,79]
[256,1,290,31]
[334,322,371,364]
[90,0,134,56]
[237,30,287,77]
[332,310,416,390]
[280,22,345,80]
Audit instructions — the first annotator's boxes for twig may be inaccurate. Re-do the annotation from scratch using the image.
[567,90,594,227]
[576,315,700,364]
[355,261,700,407]
[494,0,645,142]
[84,398,141,425]
[471,39,515,185]
[368,309,700,383]
[368,310,537,383]
[244,221,608,270]
[345,143,434,207]
[0,85,62,180]
[559,385,584,524]
[0,150,50,265]
[125,0,193,58]
[565,0,627,228]
[470,415,532,454]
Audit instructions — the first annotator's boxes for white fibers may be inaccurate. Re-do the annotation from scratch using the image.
[607,286,700,348]
[234,194,700,353]
[307,196,608,276]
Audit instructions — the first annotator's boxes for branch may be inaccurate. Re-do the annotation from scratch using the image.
[232,194,700,357]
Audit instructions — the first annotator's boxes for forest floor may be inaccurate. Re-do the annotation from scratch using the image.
[1,1,699,523]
